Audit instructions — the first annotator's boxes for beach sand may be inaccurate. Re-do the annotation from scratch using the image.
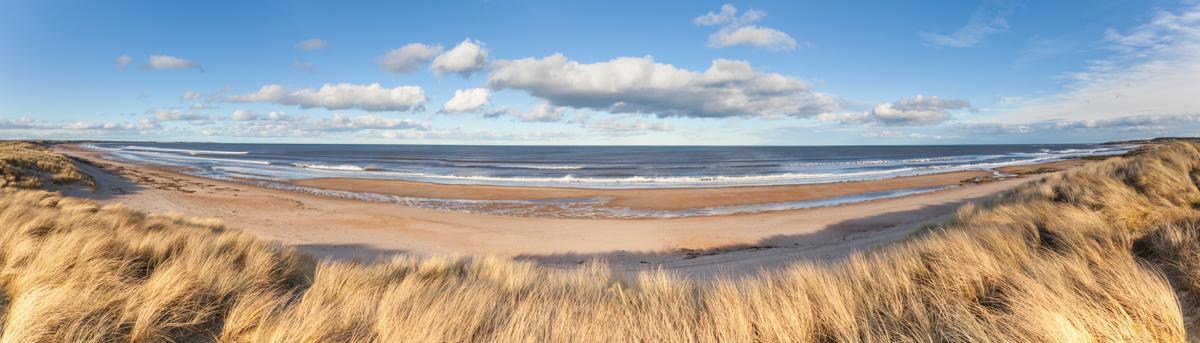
[57,144,1090,277]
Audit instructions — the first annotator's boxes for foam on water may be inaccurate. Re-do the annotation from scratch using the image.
[86,142,1132,218]
[292,163,372,171]
[90,142,1133,189]
[123,145,249,155]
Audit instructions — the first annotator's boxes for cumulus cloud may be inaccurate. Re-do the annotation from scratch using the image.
[205,113,428,138]
[814,112,869,125]
[440,88,491,114]
[694,4,797,51]
[230,110,258,121]
[267,111,298,122]
[147,54,203,70]
[431,39,489,77]
[708,26,798,51]
[693,4,766,26]
[116,54,132,69]
[0,117,156,132]
[488,54,837,118]
[919,3,1018,47]
[316,113,428,131]
[868,95,970,126]
[148,108,210,122]
[295,38,328,51]
[480,102,570,123]
[518,102,565,122]
[379,128,576,142]
[864,130,959,140]
[965,113,1200,136]
[227,83,427,112]
[180,91,202,101]
[379,43,444,73]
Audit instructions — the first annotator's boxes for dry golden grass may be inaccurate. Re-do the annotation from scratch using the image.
[0,141,92,190]
[0,142,1198,341]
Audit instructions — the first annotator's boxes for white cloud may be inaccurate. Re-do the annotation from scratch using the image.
[316,113,428,131]
[230,109,259,121]
[919,3,1017,47]
[116,54,132,69]
[815,112,870,125]
[693,4,764,26]
[440,88,491,113]
[708,26,798,51]
[380,127,576,141]
[868,95,970,126]
[987,4,1200,124]
[588,117,673,134]
[488,54,837,118]
[965,113,1200,136]
[694,4,739,26]
[148,108,210,122]
[518,102,565,122]
[296,38,328,51]
[227,83,428,112]
[568,112,591,124]
[180,91,201,101]
[864,130,959,140]
[0,117,156,132]
[209,114,427,138]
[481,102,569,123]
[379,43,444,73]
[431,39,489,77]
[268,111,298,122]
[694,4,797,51]
[147,54,203,70]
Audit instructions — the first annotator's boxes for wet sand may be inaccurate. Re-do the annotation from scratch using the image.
[293,160,1084,213]
[56,144,1090,277]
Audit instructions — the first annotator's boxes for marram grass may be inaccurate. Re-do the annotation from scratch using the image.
[0,142,1198,341]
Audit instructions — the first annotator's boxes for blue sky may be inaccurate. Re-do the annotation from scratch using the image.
[1,0,1198,145]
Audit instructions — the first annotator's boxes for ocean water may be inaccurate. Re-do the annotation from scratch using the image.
[87,143,1130,189]
[85,143,1130,218]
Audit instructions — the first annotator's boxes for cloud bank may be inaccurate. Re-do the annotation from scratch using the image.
[868,95,970,126]
[488,54,836,118]
[227,83,427,112]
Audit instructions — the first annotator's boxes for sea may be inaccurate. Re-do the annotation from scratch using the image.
[84,143,1132,218]
[87,143,1130,188]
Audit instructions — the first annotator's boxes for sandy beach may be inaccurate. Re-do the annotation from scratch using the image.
[57,144,1090,277]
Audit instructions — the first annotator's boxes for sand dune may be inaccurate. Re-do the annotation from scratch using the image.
[0,141,1194,341]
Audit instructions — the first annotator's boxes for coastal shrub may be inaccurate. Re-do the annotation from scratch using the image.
[0,142,1197,341]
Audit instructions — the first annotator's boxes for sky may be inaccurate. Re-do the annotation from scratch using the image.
[1,0,1198,145]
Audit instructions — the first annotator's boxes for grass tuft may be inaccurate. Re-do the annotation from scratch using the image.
[0,141,93,190]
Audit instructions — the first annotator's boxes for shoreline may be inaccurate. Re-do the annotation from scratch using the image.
[292,160,1085,213]
[56,143,1098,276]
